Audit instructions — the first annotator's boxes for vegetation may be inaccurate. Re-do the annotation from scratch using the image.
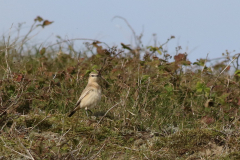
[1,16,240,159]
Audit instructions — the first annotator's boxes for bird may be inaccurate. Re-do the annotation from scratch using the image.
[68,72,102,117]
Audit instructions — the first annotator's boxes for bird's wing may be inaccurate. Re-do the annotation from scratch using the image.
[73,89,92,110]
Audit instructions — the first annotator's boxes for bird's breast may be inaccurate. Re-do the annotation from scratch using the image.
[80,89,101,109]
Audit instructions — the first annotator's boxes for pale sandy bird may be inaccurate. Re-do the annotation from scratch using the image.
[68,72,101,117]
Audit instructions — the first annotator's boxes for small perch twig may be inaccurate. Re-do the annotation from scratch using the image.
[95,102,120,127]
[210,57,236,95]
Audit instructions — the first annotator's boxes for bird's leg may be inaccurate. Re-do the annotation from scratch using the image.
[85,109,93,117]
[85,109,89,117]
[88,109,93,114]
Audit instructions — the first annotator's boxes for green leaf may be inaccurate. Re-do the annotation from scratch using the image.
[234,70,240,76]
[141,75,149,83]
[92,65,99,70]
[68,45,73,51]
[196,82,210,93]
[85,70,91,74]
[34,16,43,22]
[40,47,46,55]
[218,93,230,104]
[157,49,162,55]
[147,46,158,52]
[121,43,132,51]
[193,59,205,66]
[56,35,62,39]
[204,107,211,113]
[164,84,173,93]
[193,62,200,65]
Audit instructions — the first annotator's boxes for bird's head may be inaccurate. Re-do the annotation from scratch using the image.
[88,72,100,83]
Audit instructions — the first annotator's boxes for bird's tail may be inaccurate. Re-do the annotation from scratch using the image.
[68,110,76,117]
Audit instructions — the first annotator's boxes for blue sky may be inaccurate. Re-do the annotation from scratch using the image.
[1,1,240,62]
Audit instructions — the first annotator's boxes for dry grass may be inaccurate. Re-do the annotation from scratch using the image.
[1,17,240,159]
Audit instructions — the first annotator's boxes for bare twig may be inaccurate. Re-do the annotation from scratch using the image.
[57,128,71,146]
[1,137,33,160]
[112,16,137,46]
[213,57,236,84]
[89,143,105,160]
[46,38,110,49]
[97,50,124,88]
[18,22,42,54]
[143,153,150,160]
[210,57,237,94]
[143,77,150,109]
[3,25,13,78]
[201,53,209,80]
[69,140,84,157]
[29,115,49,132]
[149,35,174,57]
[0,85,25,116]
[207,53,240,62]
[0,119,9,131]
[96,102,120,127]
[17,137,35,160]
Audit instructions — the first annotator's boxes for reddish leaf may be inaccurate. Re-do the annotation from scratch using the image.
[92,41,101,46]
[15,74,24,82]
[174,53,186,63]
[111,69,117,72]
[226,66,231,71]
[201,116,215,125]
[42,20,53,28]
[67,67,76,74]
